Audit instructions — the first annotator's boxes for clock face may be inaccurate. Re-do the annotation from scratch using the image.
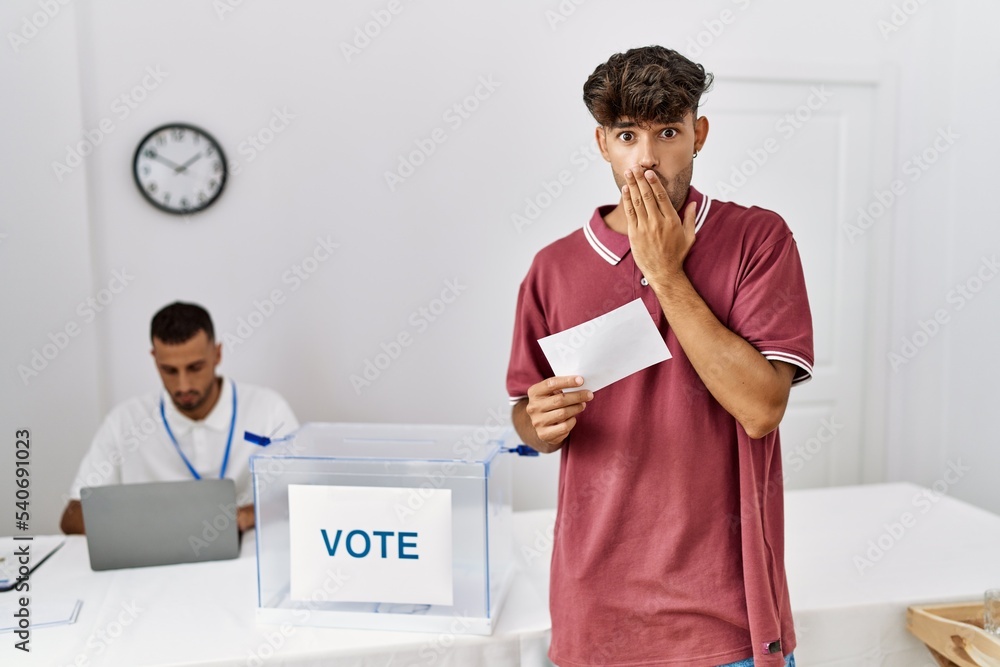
[133,124,227,215]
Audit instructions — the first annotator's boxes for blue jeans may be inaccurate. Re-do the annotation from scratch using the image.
[718,654,794,667]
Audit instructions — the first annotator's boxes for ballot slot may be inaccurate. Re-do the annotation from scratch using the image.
[251,422,514,635]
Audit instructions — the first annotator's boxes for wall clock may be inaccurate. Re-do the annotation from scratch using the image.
[133,123,227,215]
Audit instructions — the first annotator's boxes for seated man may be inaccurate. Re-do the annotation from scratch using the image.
[60,301,299,535]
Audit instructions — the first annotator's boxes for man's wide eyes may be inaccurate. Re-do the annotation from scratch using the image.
[618,129,677,141]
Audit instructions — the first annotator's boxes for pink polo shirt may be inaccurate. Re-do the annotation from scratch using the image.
[507,188,813,667]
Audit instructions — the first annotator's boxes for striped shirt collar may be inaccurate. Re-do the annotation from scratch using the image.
[584,187,712,266]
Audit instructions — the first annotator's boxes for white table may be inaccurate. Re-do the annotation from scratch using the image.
[3,483,999,666]
[0,518,554,667]
[784,482,1000,666]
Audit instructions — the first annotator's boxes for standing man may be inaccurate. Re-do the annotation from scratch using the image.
[60,302,299,535]
[507,46,812,667]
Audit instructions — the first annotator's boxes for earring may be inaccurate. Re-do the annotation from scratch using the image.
[693,151,699,158]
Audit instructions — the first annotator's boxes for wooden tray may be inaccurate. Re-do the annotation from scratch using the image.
[907,602,1000,667]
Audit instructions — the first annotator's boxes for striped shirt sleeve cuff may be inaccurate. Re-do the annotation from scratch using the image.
[761,351,814,386]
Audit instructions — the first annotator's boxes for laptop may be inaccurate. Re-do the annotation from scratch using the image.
[80,479,240,571]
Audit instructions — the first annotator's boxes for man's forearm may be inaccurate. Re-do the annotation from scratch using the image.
[651,271,794,438]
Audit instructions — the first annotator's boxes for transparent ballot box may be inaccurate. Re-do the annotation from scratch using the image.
[251,422,515,635]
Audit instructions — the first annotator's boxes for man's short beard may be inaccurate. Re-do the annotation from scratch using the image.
[172,377,219,416]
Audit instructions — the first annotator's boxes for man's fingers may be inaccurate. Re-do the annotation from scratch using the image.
[623,169,649,222]
[629,166,660,217]
[536,417,577,446]
[531,401,588,429]
[527,385,594,415]
[542,388,592,411]
[529,375,585,397]
[621,185,636,225]
[644,169,671,213]
[525,375,593,443]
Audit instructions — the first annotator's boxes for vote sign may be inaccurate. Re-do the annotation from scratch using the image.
[288,484,453,605]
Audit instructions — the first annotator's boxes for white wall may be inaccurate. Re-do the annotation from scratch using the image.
[3,0,999,535]
[0,2,104,538]
[888,0,1000,511]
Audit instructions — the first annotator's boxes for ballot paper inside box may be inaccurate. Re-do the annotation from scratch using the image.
[251,422,514,635]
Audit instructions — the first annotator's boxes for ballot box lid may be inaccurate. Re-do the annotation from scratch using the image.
[249,422,508,470]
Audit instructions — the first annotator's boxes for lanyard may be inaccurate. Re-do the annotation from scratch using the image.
[159,380,237,481]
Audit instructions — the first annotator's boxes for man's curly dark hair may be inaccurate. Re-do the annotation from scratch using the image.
[583,45,714,126]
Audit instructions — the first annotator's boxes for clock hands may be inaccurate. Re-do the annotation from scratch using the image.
[148,152,203,174]
[175,152,204,173]
[150,153,184,171]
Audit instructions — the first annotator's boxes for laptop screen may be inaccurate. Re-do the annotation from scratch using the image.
[80,479,239,571]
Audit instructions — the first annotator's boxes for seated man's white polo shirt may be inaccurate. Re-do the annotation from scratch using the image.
[68,377,298,505]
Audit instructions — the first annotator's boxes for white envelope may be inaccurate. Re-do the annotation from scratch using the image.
[537,298,671,392]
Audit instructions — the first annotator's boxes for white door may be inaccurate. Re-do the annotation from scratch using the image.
[696,70,891,488]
